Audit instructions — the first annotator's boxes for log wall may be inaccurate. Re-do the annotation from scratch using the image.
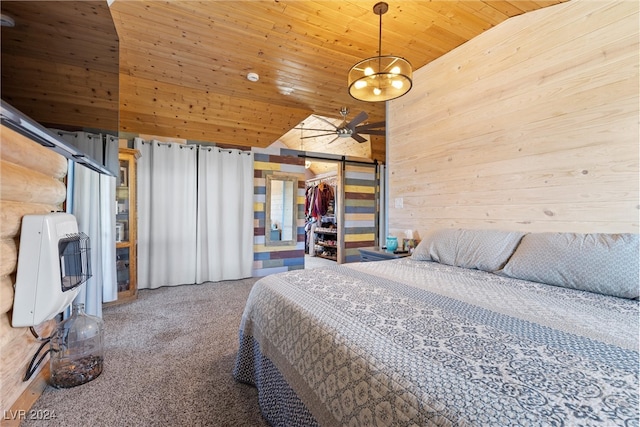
[0,125,68,412]
[387,0,639,237]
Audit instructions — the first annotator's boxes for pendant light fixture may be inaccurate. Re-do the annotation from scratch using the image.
[348,2,412,102]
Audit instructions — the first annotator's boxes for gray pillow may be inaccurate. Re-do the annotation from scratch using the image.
[499,232,639,299]
[411,228,525,272]
[411,228,456,262]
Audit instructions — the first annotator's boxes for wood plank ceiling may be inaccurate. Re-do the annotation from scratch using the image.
[1,1,120,131]
[110,0,565,164]
[2,1,566,167]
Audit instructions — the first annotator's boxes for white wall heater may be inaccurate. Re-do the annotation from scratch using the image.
[12,213,91,327]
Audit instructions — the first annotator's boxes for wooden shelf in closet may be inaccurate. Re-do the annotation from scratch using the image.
[314,228,337,261]
[315,242,337,248]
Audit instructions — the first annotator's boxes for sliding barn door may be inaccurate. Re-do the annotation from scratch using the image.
[342,163,379,263]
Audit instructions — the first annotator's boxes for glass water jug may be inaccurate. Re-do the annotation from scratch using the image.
[50,303,104,388]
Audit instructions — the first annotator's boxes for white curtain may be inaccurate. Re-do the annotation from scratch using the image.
[69,163,118,316]
[136,139,254,288]
[60,129,118,317]
[196,147,254,283]
[136,140,198,289]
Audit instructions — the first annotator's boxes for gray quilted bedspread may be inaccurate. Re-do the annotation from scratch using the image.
[235,259,639,426]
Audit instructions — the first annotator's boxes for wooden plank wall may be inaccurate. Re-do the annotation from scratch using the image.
[387,0,639,237]
[343,164,378,263]
[0,125,68,412]
[252,148,306,276]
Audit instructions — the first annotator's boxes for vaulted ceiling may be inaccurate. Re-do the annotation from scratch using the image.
[1,1,566,165]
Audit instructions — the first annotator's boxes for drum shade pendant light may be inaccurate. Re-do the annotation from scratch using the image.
[348,2,412,102]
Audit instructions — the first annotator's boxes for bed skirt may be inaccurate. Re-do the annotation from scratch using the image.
[234,332,319,427]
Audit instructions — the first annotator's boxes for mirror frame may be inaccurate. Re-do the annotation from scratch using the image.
[265,174,298,247]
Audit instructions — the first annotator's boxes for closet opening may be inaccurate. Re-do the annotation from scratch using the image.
[301,153,382,267]
[304,160,340,267]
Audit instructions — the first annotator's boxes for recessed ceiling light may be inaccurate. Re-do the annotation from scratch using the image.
[247,72,259,82]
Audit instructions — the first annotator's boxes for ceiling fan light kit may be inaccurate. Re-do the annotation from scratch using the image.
[348,2,413,102]
[296,107,385,144]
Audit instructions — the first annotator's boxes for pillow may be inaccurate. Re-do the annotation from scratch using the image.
[499,232,639,299]
[411,228,526,272]
[411,228,456,262]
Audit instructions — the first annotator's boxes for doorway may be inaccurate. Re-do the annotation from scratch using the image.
[303,158,381,265]
[304,160,340,264]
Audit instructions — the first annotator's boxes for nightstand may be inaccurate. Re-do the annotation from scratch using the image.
[359,246,411,262]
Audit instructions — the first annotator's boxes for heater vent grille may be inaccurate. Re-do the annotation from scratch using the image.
[59,232,92,291]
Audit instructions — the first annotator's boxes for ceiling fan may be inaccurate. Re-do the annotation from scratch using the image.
[296,107,385,144]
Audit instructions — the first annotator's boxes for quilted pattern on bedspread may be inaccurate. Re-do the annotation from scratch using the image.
[235,262,639,427]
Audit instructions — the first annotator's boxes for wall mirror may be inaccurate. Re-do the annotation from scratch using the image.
[265,175,297,247]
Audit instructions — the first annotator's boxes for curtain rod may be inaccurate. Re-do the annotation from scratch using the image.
[200,146,252,155]
[138,139,251,155]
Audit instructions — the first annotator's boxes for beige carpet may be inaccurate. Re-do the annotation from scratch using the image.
[21,278,269,427]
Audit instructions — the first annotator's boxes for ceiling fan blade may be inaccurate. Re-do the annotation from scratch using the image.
[312,115,339,129]
[327,135,340,144]
[351,133,368,143]
[355,121,386,131]
[356,129,386,136]
[346,111,368,129]
[293,127,336,132]
[300,132,338,139]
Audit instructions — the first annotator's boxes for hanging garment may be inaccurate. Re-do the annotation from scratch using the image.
[305,186,315,218]
[314,183,334,217]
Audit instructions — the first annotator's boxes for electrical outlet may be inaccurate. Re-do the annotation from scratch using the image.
[394,197,403,209]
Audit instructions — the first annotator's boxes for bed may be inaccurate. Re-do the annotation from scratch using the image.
[234,229,639,426]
